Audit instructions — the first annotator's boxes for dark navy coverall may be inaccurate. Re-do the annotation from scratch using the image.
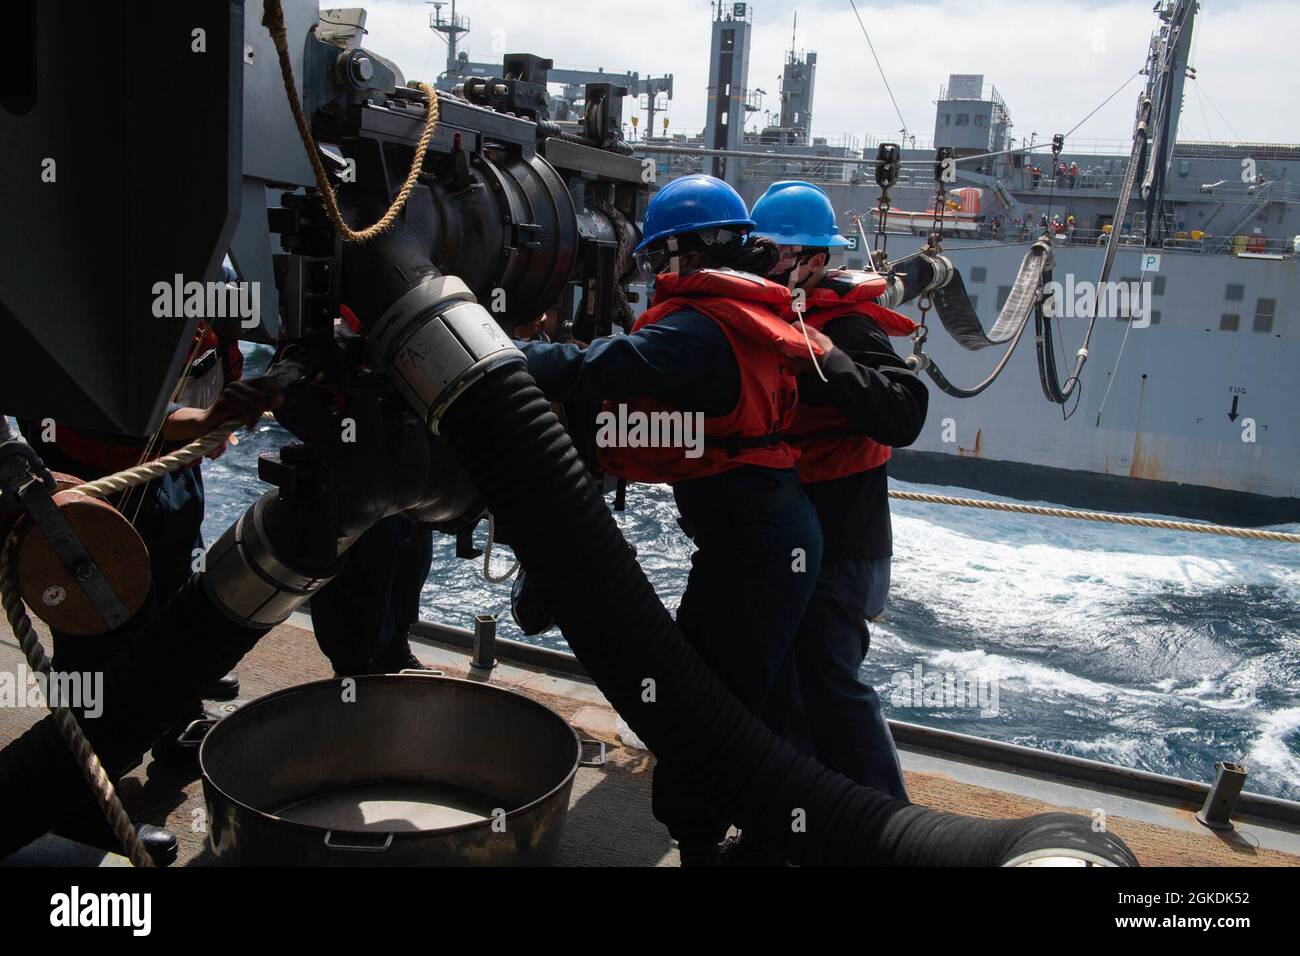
[519,309,824,846]
[309,514,434,675]
[766,305,929,802]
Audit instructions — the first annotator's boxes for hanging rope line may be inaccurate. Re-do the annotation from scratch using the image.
[0,359,304,865]
[481,512,520,584]
[1062,71,1144,142]
[0,538,154,867]
[634,70,1140,173]
[0,414,250,868]
[262,0,440,243]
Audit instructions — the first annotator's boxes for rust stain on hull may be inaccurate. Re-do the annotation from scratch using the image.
[1129,432,1165,481]
[1128,375,1163,480]
[959,427,983,458]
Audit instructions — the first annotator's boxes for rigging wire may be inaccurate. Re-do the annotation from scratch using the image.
[1093,305,1139,426]
[635,74,1143,171]
[1061,71,1143,142]
[847,0,909,142]
[1193,80,1243,143]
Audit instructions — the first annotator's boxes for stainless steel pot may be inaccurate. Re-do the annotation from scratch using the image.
[199,673,582,865]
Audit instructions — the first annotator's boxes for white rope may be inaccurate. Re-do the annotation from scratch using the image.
[888,489,1300,543]
[481,512,520,584]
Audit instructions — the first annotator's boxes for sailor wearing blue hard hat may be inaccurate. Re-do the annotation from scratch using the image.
[731,181,928,861]
[631,173,757,276]
[748,180,850,288]
[516,175,830,864]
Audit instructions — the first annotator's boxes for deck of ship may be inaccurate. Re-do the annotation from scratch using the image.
[2,612,1297,867]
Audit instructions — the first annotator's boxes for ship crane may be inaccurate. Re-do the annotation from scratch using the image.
[428,3,673,132]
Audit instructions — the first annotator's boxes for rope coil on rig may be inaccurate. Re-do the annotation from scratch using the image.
[0,419,248,867]
[261,0,440,243]
[0,538,154,867]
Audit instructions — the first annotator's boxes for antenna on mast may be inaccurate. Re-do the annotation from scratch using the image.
[428,0,471,91]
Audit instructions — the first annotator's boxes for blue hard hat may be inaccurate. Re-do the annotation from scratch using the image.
[634,175,756,253]
[750,181,850,248]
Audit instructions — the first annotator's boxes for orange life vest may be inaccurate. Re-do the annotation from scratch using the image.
[598,269,818,484]
[785,271,916,484]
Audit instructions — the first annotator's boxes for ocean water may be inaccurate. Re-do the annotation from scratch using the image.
[200,347,1300,801]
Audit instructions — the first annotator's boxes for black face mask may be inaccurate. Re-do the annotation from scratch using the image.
[769,252,817,288]
[769,263,798,286]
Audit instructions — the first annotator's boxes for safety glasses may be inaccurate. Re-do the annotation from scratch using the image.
[774,247,818,266]
[635,227,750,279]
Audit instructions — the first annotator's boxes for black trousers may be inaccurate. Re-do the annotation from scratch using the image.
[651,487,824,846]
[310,514,434,675]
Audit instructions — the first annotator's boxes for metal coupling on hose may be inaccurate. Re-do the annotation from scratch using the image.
[366,276,522,432]
[202,493,340,628]
[922,253,954,294]
[877,275,906,310]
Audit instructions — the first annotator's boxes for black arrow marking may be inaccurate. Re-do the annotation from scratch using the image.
[1228,395,1240,422]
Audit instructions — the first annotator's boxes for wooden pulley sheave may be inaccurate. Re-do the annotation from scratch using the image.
[3,471,151,636]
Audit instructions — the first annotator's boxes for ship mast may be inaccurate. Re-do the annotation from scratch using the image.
[429,0,471,90]
[1140,0,1199,245]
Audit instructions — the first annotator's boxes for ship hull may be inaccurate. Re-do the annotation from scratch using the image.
[886,239,1300,525]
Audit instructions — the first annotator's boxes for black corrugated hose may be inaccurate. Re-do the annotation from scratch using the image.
[437,358,1138,866]
[0,336,1139,866]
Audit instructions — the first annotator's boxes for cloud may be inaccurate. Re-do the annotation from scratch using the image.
[347,0,1298,146]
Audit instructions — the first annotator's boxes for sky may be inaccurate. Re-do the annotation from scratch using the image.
[349,0,1297,147]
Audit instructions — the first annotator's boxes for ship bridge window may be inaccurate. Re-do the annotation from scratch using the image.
[970,266,987,283]
[1253,298,1276,333]
[955,113,970,126]
[1225,283,1244,301]
[1220,313,1240,331]
[975,115,989,128]
[1151,276,1166,296]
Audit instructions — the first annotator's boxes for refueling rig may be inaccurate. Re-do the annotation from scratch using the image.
[0,0,1135,867]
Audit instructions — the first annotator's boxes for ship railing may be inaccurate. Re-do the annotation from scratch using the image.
[1176,235,1296,257]
[736,157,856,183]
[1019,174,1122,192]
[954,227,1296,257]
